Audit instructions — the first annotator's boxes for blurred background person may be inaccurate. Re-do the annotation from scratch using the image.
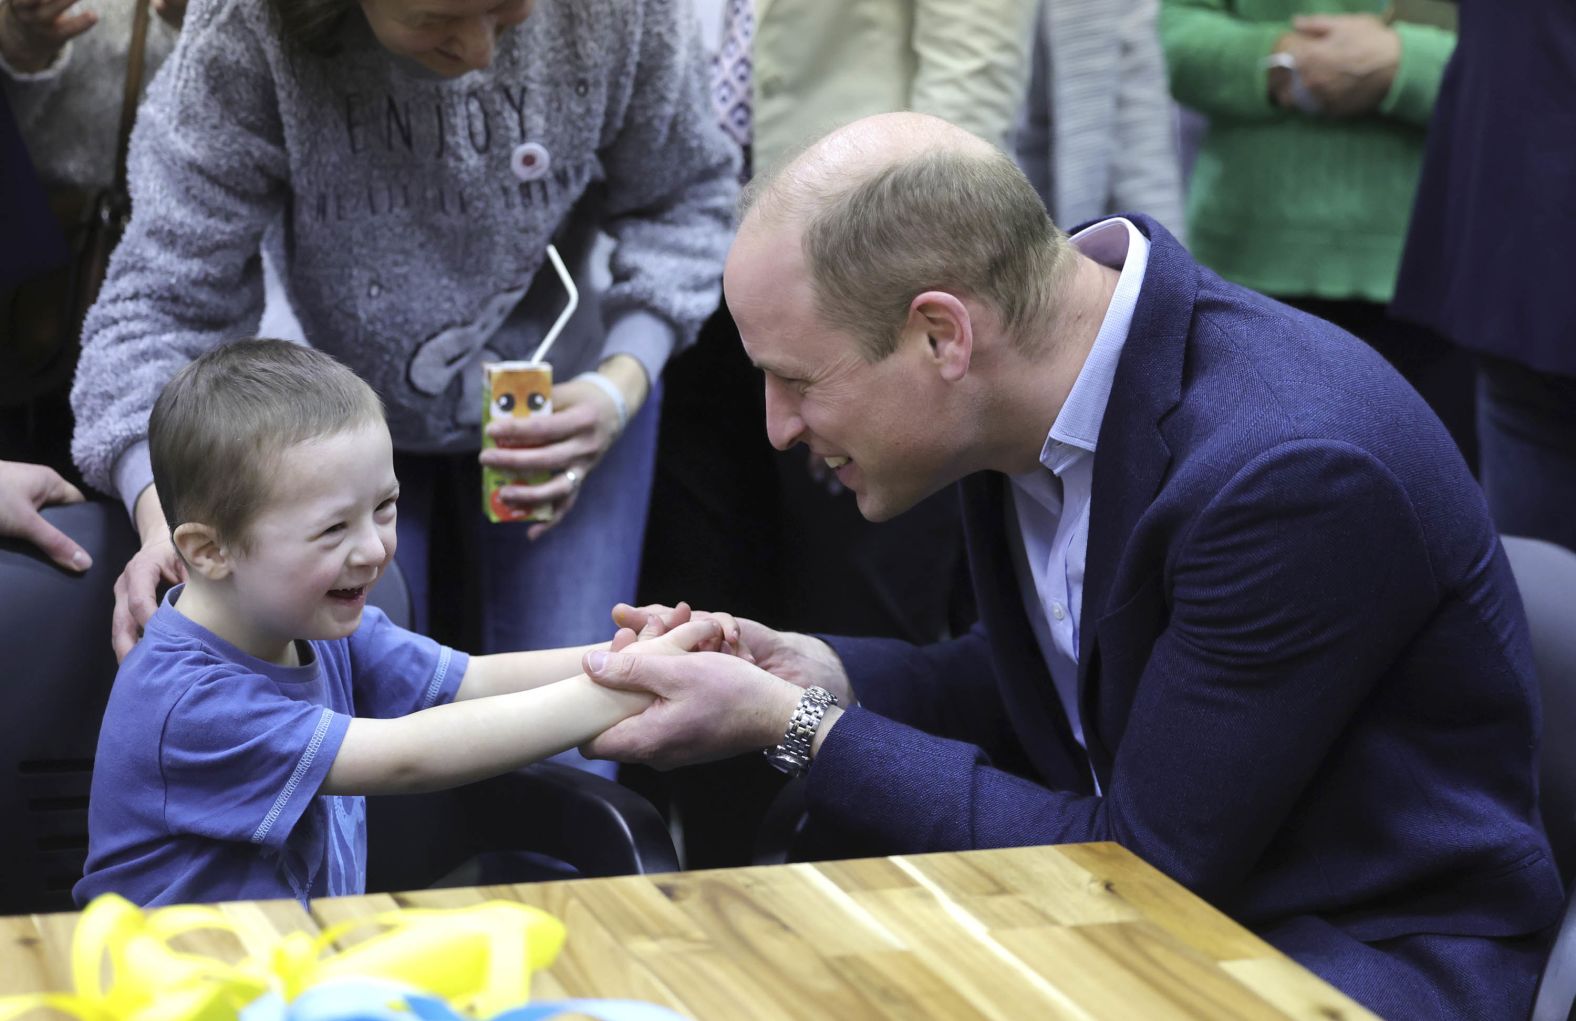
[1159,0,1474,464]
[1,0,179,479]
[1392,0,1576,552]
[1017,0,1187,244]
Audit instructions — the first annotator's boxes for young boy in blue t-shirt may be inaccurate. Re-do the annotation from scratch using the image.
[76,340,726,907]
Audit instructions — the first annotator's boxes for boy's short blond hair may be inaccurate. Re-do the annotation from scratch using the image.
[149,339,385,548]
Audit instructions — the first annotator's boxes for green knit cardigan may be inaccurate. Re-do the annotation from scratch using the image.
[1161,0,1454,302]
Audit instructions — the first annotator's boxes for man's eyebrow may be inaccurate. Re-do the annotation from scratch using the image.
[750,359,799,378]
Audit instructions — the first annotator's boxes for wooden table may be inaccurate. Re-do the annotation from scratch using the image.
[0,843,1377,1020]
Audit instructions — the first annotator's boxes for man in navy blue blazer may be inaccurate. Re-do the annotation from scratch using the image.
[584,112,1561,1019]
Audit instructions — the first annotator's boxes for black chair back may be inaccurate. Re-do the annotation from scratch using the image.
[1503,536,1576,1021]
[0,502,137,912]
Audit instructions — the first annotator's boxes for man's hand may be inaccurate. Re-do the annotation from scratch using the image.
[0,0,96,74]
[0,460,90,571]
[112,486,185,662]
[580,648,807,770]
[612,602,852,704]
[1278,14,1401,118]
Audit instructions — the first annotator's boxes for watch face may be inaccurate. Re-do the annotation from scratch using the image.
[763,747,806,776]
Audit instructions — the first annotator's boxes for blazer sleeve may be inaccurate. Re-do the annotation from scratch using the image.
[1159,0,1286,123]
[908,0,1039,151]
[809,439,1439,907]
[823,623,1025,763]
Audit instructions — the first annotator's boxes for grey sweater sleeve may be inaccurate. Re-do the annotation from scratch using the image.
[594,0,740,382]
[69,0,284,502]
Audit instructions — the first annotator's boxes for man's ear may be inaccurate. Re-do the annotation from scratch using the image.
[906,291,972,382]
[172,522,231,580]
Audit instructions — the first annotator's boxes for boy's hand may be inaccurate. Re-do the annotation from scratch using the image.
[604,616,728,660]
[613,601,849,701]
[612,600,751,660]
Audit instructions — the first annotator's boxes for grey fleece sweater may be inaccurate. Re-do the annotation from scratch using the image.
[70,0,738,507]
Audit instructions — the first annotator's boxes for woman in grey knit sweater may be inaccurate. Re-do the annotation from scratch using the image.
[71,0,738,673]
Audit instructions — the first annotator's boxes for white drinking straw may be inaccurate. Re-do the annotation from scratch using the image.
[528,244,580,365]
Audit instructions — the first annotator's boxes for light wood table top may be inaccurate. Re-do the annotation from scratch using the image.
[0,843,1377,1020]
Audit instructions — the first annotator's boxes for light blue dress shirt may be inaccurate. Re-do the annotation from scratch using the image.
[1006,217,1151,759]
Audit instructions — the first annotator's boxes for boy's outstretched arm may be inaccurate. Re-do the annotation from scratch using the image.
[320,618,722,795]
[453,642,610,701]
[451,602,742,701]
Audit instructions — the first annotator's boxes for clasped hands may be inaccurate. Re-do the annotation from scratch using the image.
[1269,13,1401,118]
[576,602,853,771]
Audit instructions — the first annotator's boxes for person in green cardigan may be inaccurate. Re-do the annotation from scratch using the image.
[1159,2,1474,461]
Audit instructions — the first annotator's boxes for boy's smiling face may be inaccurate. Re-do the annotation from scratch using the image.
[217,422,400,662]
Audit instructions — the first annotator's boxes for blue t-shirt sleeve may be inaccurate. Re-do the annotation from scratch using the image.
[161,667,351,853]
[347,606,468,718]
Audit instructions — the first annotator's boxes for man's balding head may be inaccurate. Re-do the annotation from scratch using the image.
[733,113,1075,361]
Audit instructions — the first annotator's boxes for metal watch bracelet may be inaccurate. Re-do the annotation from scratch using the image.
[763,685,839,778]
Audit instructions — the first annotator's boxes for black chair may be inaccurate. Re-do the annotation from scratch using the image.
[1502,536,1576,1021]
[0,502,674,914]
[0,501,138,913]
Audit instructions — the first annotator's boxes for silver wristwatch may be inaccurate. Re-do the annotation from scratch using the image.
[763,685,839,777]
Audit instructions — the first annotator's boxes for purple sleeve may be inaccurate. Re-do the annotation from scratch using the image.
[347,606,468,719]
[161,669,351,852]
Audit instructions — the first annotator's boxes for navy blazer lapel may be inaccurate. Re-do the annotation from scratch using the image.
[1076,215,1192,773]
[959,471,1094,794]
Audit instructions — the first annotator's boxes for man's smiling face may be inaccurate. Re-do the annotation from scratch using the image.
[725,220,965,523]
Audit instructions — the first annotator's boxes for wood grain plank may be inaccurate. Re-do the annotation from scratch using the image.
[0,915,67,997]
[824,949,998,1020]
[847,886,1098,1021]
[1056,843,1276,962]
[994,921,1293,1021]
[896,847,1140,929]
[1222,957,1381,1021]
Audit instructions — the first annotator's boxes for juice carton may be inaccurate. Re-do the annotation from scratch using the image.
[481,361,554,523]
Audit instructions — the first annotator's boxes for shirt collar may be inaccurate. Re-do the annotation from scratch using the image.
[1036,217,1151,475]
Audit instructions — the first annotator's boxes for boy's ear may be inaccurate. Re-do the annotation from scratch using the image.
[172,523,231,580]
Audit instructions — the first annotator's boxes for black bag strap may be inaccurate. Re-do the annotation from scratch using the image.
[112,0,152,195]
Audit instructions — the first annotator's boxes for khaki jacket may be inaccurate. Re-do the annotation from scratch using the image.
[752,0,1038,174]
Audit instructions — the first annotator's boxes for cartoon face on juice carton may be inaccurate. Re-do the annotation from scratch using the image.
[481,361,554,523]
